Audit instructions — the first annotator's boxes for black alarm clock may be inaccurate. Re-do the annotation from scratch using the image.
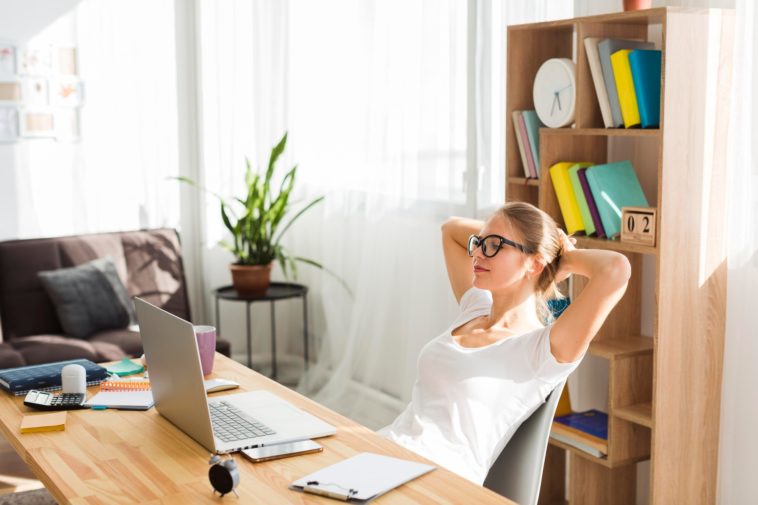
[208,454,240,497]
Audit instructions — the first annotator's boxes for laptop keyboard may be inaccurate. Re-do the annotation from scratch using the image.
[209,401,276,443]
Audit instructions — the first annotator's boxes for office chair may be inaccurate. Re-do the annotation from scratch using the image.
[483,380,566,505]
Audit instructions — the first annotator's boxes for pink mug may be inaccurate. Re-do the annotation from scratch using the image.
[194,325,216,376]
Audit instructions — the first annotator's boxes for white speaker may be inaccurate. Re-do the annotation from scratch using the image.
[61,364,87,394]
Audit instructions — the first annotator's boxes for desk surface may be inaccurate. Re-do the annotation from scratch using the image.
[0,354,514,504]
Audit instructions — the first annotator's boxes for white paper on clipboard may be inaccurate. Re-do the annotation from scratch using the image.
[290,452,435,502]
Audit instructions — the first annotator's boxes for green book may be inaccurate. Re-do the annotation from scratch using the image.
[568,163,595,236]
[585,160,649,238]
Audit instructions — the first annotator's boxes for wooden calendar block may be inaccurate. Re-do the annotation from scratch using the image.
[621,207,656,247]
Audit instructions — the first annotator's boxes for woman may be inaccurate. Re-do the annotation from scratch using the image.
[378,202,631,484]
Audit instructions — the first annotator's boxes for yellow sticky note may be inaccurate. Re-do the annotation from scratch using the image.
[20,412,67,434]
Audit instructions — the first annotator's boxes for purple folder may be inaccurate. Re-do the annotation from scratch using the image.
[578,167,606,238]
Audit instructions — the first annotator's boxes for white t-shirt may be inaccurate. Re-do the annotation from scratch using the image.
[378,287,582,484]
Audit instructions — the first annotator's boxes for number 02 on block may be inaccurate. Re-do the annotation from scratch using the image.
[621,207,656,247]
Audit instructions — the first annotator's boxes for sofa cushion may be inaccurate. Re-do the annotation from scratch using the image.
[0,342,25,369]
[122,230,190,321]
[0,239,64,339]
[11,335,126,365]
[38,258,133,339]
[88,327,142,357]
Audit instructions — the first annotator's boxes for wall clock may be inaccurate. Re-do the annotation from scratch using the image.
[532,58,576,128]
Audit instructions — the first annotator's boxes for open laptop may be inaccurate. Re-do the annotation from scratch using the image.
[134,297,335,454]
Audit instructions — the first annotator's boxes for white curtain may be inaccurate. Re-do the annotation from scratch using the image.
[11,0,179,239]
[197,0,571,429]
[718,0,758,502]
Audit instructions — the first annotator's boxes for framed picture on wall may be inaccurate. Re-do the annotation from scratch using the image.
[0,80,21,102]
[0,44,16,78]
[53,47,78,75]
[22,77,48,107]
[0,106,19,142]
[55,108,80,141]
[49,77,83,107]
[19,46,52,76]
[20,109,55,138]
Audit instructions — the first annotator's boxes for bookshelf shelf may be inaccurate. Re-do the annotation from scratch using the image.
[548,437,650,470]
[589,336,653,360]
[506,7,732,504]
[548,438,611,468]
[541,128,661,138]
[574,236,657,255]
[507,176,540,187]
[615,402,653,429]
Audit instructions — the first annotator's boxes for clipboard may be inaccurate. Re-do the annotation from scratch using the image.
[290,452,435,502]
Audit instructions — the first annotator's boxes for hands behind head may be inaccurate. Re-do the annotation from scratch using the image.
[554,229,577,284]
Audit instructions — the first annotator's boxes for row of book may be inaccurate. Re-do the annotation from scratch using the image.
[551,409,608,458]
[584,37,662,129]
[549,160,649,239]
[511,110,544,178]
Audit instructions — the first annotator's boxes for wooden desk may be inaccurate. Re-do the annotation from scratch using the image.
[0,354,514,504]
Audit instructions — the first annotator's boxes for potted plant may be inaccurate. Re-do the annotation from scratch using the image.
[177,132,327,296]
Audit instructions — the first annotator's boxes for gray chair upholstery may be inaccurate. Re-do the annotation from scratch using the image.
[483,380,566,505]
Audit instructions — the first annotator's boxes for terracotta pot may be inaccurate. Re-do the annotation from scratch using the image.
[623,0,652,11]
[229,262,273,296]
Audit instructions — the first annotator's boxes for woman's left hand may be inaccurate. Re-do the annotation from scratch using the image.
[554,229,577,284]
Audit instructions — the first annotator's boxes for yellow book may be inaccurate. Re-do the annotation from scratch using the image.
[549,162,585,235]
[20,412,67,434]
[610,49,641,128]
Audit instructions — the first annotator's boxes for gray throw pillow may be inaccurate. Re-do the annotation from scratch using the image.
[38,257,135,339]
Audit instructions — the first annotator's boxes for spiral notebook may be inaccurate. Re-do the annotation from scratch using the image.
[290,452,435,502]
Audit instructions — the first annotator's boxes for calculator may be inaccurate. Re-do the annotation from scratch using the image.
[23,390,88,411]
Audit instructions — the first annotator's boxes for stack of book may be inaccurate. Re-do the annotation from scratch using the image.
[511,110,544,178]
[550,409,608,458]
[584,37,662,129]
[549,159,649,238]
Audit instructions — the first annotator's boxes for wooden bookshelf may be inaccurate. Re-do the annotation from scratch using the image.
[506,7,733,505]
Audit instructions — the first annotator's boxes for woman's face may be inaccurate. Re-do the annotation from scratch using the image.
[471,215,538,293]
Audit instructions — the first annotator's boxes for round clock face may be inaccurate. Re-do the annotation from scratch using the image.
[532,58,577,128]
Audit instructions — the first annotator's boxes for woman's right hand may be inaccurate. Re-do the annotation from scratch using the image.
[554,229,577,284]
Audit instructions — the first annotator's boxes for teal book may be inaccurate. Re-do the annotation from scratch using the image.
[597,39,654,127]
[521,111,543,176]
[568,163,595,236]
[628,49,662,128]
[585,160,649,238]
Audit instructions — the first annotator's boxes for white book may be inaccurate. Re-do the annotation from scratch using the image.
[584,37,614,128]
[550,431,607,458]
[84,391,154,410]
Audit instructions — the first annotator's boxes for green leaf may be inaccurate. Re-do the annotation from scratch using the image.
[273,196,325,246]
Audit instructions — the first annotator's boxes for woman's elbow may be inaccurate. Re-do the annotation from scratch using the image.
[606,253,632,286]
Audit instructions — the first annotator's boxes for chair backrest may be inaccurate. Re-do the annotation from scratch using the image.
[483,380,566,505]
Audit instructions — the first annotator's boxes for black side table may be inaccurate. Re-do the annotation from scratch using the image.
[213,282,309,381]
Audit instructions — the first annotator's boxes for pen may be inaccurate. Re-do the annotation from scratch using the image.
[91,406,108,410]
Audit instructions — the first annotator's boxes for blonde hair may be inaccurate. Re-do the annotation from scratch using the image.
[497,202,565,322]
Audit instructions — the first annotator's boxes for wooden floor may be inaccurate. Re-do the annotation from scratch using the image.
[0,436,44,496]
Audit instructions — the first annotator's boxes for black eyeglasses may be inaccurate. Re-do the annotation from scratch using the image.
[467,234,530,257]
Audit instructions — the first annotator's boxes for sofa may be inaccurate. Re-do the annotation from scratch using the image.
[0,228,230,368]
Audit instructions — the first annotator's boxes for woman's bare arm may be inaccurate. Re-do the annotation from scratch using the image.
[550,238,632,363]
[441,217,484,303]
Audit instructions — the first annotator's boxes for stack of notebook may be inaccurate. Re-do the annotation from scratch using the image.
[549,160,649,239]
[551,409,608,458]
[584,37,661,128]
